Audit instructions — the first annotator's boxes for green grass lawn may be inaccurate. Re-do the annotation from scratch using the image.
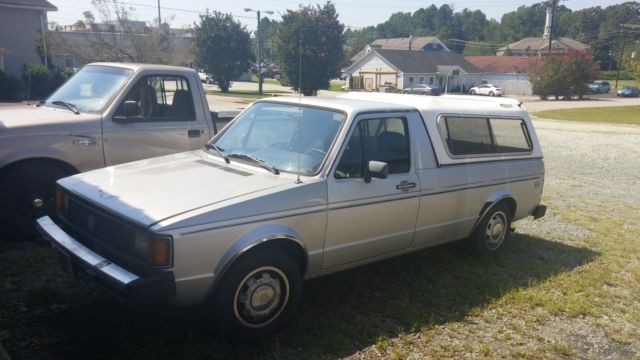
[249,74,281,85]
[329,81,345,92]
[532,105,640,125]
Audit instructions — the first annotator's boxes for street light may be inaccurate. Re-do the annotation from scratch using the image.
[244,8,274,95]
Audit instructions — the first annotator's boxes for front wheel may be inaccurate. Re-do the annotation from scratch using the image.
[210,249,302,339]
[489,91,495,96]
[470,90,476,95]
[0,163,73,241]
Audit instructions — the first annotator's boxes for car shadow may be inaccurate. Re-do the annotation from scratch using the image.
[2,232,598,359]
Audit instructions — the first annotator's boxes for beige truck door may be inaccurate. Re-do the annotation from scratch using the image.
[102,74,209,166]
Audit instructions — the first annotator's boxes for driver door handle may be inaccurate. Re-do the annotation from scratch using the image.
[396,181,417,190]
[188,129,202,138]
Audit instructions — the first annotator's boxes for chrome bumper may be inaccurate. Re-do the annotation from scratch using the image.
[37,216,175,301]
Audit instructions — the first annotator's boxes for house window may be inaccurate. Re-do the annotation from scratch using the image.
[419,76,424,84]
[429,77,434,84]
[409,76,414,83]
[64,58,74,68]
[452,70,460,76]
[0,55,4,72]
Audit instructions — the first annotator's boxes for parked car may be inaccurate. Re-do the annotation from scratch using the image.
[587,81,611,94]
[38,92,546,338]
[198,70,213,84]
[616,85,640,97]
[403,83,440,95]
[469,84,504,96]
[0,63,237,238]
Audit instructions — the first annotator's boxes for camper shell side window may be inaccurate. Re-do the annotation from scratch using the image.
[437,115,533,158]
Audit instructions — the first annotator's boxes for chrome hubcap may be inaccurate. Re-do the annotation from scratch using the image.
[485,211,507,251]
[234,266,289,328]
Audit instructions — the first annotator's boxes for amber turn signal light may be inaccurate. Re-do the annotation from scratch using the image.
[148,236,171,267]
[55,187,64,211]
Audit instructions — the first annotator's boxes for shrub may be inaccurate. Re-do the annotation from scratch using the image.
[0,70,24,101]
[22,64,74,100]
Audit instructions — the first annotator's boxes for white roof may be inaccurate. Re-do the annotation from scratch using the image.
[87,62,197,74]
[338,92,525,116]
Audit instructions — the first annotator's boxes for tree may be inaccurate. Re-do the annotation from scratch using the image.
[194,11,253,93]
[528,50,599,100]
[627,59,640,82]
[277,1,345,96]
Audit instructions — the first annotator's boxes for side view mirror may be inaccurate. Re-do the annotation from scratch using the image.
[365,160,388,183]
[123,100,140,117]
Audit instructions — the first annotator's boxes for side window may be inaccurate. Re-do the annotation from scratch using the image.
[335,117,410,179]
[438,116,532,156]
[116,75,195,121]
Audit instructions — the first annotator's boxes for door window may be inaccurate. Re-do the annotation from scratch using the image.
[115,75,195,121]
[335,117,410,179]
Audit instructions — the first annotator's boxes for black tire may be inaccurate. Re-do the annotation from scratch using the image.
[470,90,476,95]
[466,202,512,254]
[489,91,495,97]
[0,162,74,241]
[210,248,302,339]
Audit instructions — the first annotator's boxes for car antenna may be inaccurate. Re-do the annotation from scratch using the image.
[296,37,303,185]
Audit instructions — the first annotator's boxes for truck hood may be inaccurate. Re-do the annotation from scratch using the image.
[59,151,293,227]
[0,105,100,133]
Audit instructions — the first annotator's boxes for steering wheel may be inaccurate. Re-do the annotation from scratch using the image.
[307,147,326,157]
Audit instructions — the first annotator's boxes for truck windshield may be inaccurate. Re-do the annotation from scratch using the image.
[45,66,133,114]
[212,102,345,176]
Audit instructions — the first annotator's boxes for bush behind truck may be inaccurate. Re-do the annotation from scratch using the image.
[0,63,236,239]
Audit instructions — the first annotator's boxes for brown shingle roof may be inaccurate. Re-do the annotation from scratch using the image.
[376,49,481,74]
[464,56,540,73]
[497,37,588,53]
[371,36,445,50]
[0,0,57,10]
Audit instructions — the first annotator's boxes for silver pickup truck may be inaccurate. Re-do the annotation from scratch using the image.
[38,92,546,338]
[0,63,234,238]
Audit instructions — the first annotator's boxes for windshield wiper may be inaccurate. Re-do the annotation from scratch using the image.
[227,153,280,175]
[204,143,230,164]
[51,100,80,115]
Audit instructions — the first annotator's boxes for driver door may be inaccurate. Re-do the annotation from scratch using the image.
[102,75,203,166]
[322,114,420,269]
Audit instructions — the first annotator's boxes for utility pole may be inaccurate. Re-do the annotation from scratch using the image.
[547,0,558,53]
[157,0,162,61]
[244,8,274,95]
[615,24,629,91]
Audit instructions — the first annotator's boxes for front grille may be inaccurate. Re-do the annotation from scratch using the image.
[65,195,138,254]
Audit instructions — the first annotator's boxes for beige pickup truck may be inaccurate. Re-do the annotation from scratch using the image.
[0,63,235,238]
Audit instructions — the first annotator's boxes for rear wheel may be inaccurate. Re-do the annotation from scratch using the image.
[210,248,302,339]
[466,202,512,254]
[0,162,74,241]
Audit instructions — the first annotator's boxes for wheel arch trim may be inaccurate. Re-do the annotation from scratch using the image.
[470,189,517,235]
[0,156,79,178]
[208,224,308,297]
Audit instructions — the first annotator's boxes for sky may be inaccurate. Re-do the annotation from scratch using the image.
[47,0,626,32]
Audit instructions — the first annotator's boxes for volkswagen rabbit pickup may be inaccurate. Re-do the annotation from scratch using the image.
[37,92,547,338]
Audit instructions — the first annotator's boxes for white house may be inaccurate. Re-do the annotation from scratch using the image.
[344,49,483,93]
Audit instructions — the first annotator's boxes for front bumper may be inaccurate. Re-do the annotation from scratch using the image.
[36,216,176,302]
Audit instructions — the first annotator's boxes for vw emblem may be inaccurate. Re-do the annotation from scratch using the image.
[87,215,96,231]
